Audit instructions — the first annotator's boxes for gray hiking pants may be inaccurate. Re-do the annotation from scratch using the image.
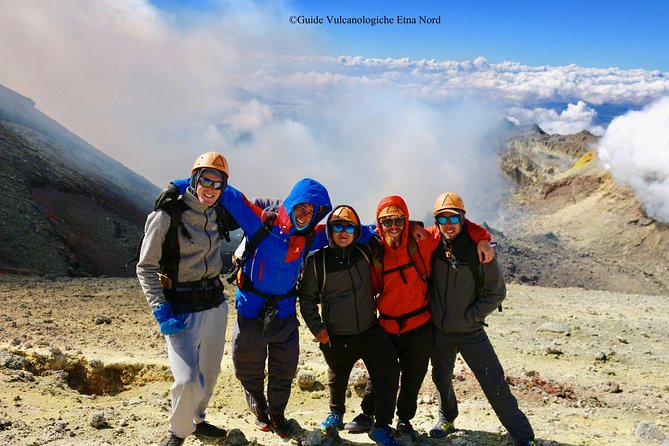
[431,327,534,444]
[232,313,300,419]
[165,301,228,438]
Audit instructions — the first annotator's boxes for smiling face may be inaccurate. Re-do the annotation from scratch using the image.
[437,212,462,241]
[379,215,405,248]
[195,171,223,207]
[293,203,314,228]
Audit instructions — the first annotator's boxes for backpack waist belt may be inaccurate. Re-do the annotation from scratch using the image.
[378,303,430,332]
[238,272,296,301]
[164,280,224,314]
[172,276,222,291]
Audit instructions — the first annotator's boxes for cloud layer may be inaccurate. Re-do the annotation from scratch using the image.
[1,1,668,222]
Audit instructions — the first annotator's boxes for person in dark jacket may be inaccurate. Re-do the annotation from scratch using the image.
[299,205,401,446]
[346,196,494,440]
[428,192,535,446]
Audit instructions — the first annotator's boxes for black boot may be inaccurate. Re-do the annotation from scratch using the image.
[158,432,184,446]
[194,421,227,440]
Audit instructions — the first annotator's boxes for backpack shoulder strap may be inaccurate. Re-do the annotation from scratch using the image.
[159,198,190,281]
[370,242,385,294]
[407,236,429,282]
[213,202,232,242]
[245,210,276,259]
[312,249,327,296]
[226,210,276,284]
[465,236,486,301]
[354,244,372,266]
[124,197,189,269]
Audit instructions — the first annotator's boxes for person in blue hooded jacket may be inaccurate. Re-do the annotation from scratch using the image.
[169,177,342,437]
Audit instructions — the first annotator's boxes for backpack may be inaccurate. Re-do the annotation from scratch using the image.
[126,197,233,284]
[226,208,316,291]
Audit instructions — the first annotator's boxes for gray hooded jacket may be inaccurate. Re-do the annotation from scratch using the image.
[136,190,223,309]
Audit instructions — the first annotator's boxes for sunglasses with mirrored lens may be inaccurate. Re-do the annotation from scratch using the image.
[198,177,225,190]
[380,217,406,228]
[332,224,355,234]
[436,215,461,225]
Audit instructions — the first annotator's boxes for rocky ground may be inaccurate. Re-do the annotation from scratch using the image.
[1,276,668,446]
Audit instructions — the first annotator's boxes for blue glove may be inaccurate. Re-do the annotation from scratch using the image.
[152,304,186,335]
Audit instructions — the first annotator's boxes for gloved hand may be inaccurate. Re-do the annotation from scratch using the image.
[152,304,186,335]
[154,183,180,211]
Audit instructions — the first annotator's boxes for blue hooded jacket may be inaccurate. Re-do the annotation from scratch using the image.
[172,177,374,319]
[222,178,331,318]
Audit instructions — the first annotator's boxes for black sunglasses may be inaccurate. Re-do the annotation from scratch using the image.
[198,176,226,190]
[436,215,461,225]
[380,217,406,228]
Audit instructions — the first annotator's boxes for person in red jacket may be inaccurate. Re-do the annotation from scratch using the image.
[346,195,493,440]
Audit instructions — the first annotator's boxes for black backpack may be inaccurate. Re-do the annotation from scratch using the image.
[126,197,234,282]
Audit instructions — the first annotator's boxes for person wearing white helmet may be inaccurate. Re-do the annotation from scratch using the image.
[136,152,231,446]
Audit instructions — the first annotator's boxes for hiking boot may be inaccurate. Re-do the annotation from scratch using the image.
[321,412,344,433]
[158,432,184,446]
[516,440,536,446]
[194,421,227,440]
[270,415,292,438]
[345,413,374,433]
[396,419,417,440]
[368,425,401,446]
[429,417,456,438]
[256,413,271,432]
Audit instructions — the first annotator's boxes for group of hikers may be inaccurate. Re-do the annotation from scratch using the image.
[135,151,536,446]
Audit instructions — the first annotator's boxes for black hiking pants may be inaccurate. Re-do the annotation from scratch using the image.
[320,324,399,426]
[232,313,300,420]
[360,321,433,422]
[431,327,534,444]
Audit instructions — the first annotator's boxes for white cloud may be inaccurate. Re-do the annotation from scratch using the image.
[1,2,668,223]
[506,101,605,135]
[597,96,669,223]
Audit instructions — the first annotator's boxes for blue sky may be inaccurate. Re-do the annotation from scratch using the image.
[152,0,669,71]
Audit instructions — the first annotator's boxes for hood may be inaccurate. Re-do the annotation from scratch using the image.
[375,195,410,248]
[278,178,332,234]
[326,205,362,248]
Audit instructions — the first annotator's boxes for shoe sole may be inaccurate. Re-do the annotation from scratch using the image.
[194,433,227,440]
[429,428,455,438]
[194,435,226,441]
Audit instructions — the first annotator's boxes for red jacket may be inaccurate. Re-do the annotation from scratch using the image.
[374,195,490,334]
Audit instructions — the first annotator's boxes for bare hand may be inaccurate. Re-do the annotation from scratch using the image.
[477,239,495,263]
[411,223,428,241]
[316,329,330,344]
